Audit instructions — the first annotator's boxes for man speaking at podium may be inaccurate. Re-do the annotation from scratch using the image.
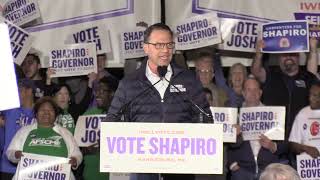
[106,23,211,180]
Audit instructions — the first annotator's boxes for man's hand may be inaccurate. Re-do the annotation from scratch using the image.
[259,134,277,153]
[232,124,241,136]
[69,157,77,168]
[255,39,265,54]
[309,37,318,52]
[88,72,98,88]
[15,151,23,160]
[303,145,320,158]
[46,68,56,85]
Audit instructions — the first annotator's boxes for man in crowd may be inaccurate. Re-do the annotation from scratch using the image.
[251,39,319,139]
[106,23,211,180]
[194,52,228,107]
[21,53,51,100]
[228,77,287,180]
[82,77,116,180]
[0,79,35,180]
[289,82,320,160]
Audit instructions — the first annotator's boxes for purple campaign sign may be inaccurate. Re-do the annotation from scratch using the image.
[294,13,320,40]
[262,21,309,53]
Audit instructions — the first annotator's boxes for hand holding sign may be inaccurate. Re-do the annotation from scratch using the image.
[309,37,318,52]
[303,145,320,158]
[256,39,265,53]
[69,156,77,168]
[45,68,56,85]
[259,134,277,153]
[15,151,23,159]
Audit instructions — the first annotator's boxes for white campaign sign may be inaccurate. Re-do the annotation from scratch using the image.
[100,122,223,174]
[166,0,320,64]
[18,0,160,67]
[210,107,238,143]
[66,25,112,54]
[119,27,146,59]
[74,115,105,147]
[297,153,320,180]
[174,13,222,50]
[239,106,286,141]
[218,18,261,52]
[3,0,41,26]
[49,43,97,77]
[16,153,71,180]
[1,18,34,65]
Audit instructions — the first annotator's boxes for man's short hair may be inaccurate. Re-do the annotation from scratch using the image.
[194,52,213,65]
[143,23,173,43]
[99,76,118,92]
[259,163,300,180]
[243,74,261,89]
[25,53,40,64]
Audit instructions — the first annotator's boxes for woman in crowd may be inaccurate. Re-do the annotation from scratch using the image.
[52,84,77,134]
[225,63,247,107]
[6,97,82,180]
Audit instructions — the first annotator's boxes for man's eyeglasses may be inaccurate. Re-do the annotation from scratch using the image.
[196,69,214,74]
[145,42,175,49]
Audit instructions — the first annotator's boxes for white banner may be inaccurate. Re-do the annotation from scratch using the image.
[239,106,286,141]
[1,18,34,65]
[49,43,97,77]
[17,153,71,180]
[66,25,112,54]
[166,0,320,62]
[74,115,105,147]
[297,153,320,180]
[3,0,41,26]
[174,13,222,50]
[100,122,223,174]
[13,0,161,67]
[210,107,237,143]
[218,18,260,52]
[119,27,146,59]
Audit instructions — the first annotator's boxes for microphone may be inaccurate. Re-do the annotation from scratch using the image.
[157,65,167,79]
[161,75,212,122]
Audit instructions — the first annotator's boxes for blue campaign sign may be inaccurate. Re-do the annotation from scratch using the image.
[294,12,320,39]
[262,21,309,53]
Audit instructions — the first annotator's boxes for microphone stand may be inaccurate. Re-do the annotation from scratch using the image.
[163,77,212,122]
[157,65,212,122]
[115,79,162,121]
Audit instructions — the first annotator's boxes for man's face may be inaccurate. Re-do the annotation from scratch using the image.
[95,82,113,109]
[279,53,299,76]
[143,30,174,67]
[309,85,320,109]
[97,55,106,72]
[242,79,262,106]
[230,65,246,88]
[21,55,40,79]
[195,58,214,86]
